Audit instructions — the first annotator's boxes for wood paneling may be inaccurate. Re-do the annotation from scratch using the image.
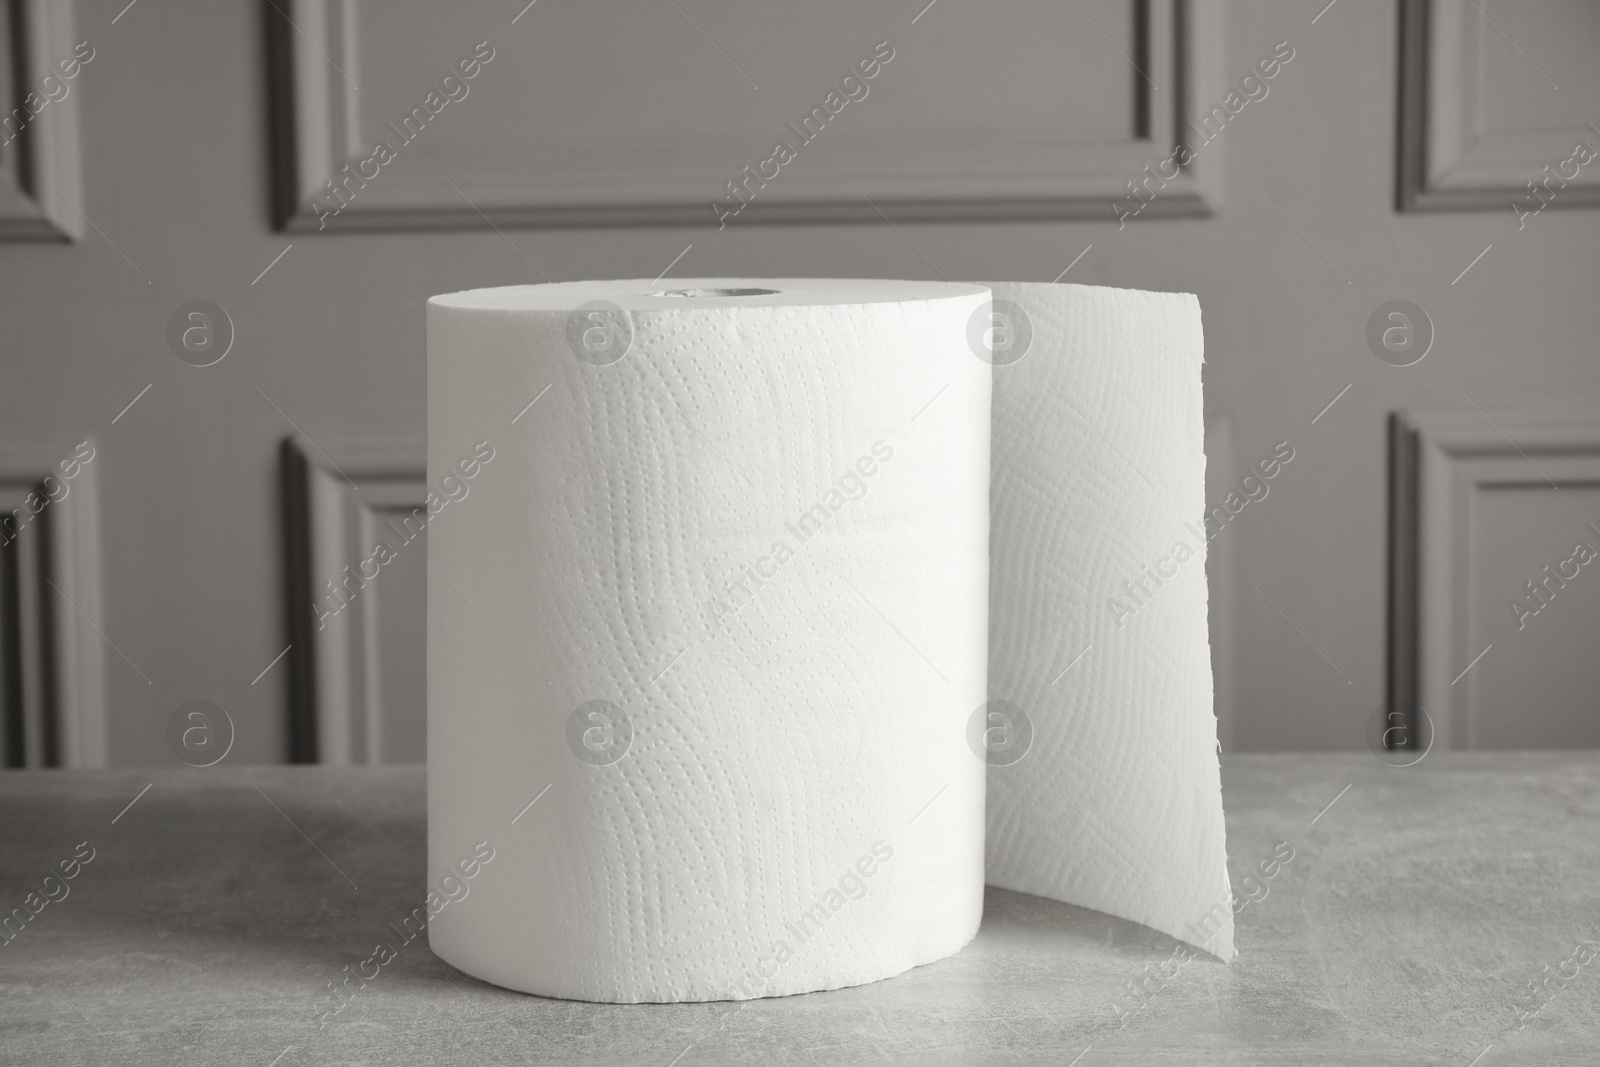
[270,0,1225,231]
[3,0,1598,763]
[1398,0,1600,212]
[1205,416,1236,752]
[0,0,86,241]
[0,440,105,766]
[281,435,427,765]
[1389,410,1600,749]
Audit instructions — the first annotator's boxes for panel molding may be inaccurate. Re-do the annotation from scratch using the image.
[269,0,1226,231]
[0,440,106,767]
[0,0,84,241]
[1388,409,1600,749]
[1398,0,1600,213]
[280,435,426,765]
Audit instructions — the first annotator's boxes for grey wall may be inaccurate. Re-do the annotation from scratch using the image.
[2,0,1598,766]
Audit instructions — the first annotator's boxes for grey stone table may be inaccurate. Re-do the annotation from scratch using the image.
[3,755,1598,1066]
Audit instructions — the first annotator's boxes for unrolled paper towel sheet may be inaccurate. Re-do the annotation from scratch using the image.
[984,282,1232,963]
[425,278,1230,1004]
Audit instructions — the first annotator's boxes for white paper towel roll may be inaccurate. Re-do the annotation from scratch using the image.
[427,280,993,1003]
[425,278,1231,1004]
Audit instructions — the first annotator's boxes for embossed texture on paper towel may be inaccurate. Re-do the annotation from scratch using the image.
[984,282,1232,961]
[427,280,992,1003]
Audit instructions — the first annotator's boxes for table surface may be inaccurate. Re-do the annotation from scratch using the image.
[2,754,1598,1066]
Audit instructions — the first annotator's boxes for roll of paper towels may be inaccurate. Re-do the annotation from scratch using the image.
[426,279,1230,1004]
